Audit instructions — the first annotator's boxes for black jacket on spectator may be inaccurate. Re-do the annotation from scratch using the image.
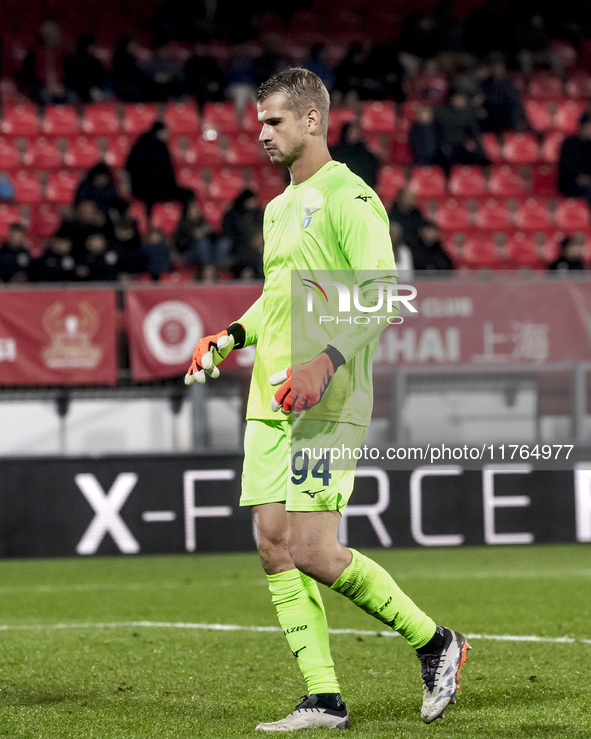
[558,134,591,198]
[330,122,380,188]
[125,122,193,212]
[74,162,124,215]
[0,243,31,282]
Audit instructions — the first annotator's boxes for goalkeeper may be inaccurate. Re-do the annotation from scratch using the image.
[185,67,469,731]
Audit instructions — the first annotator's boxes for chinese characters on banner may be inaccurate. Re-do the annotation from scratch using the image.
[0,289,118,385]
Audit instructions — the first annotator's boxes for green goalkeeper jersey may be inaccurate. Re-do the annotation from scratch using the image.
[237,160,396,425]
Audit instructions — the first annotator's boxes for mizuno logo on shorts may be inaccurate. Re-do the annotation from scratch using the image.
[300,489,325,498]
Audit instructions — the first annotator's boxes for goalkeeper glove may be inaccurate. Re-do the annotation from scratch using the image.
[269,346,345,414]
[184,323,245,385]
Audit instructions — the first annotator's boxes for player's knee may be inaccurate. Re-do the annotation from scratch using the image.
[256,534,292,575]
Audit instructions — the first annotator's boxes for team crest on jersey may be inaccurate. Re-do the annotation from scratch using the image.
[302,206,321,229]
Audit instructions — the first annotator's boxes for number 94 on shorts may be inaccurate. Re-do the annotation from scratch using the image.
[239,418,367,514]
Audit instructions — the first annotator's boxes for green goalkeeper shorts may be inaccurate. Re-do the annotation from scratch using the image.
[240,418,368,513]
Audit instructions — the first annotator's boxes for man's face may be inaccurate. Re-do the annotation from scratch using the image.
[7,228,24,248]
[257,92,308,167]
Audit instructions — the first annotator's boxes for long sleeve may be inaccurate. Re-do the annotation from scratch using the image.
[236,291,265,347]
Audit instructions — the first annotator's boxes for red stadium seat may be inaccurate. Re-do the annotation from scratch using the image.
[1,103,40,136]
[201,199,226,231]
[513,197,553,229]
[554,198,590,230]
[360,101,396,133]
[530,164,557,196]
[182,138,224,167]
[81,102,120,135]
[456,232,503,269]
[23,136,63,169]
[209,168,248,202]
[103,135,131,168]
[389,131,412,165]
[41,105,80,136]
[376,165,406,200]
[63,136,104,169]
[242,103,261,133]
[527,72,563,100]
[45,170,79,203]
[564,72,591,99]
[0,137,21,169]
[481,132,503,162]
[151,201,183,235]
[121,103,158,134]
[30,202,62,237]
[488,165,528,196]
[327,107,358,145]
[431,198,472,231]
[540,131,565,163]
[13,171,42,203]
[0,203,23,237]
[523,99,554,132]
[448,165,487,197]
[224,133,264,166]
[553,100,585,134]
[201,102,240,134]
[504,231,547,269]
[252,165,287,203]
[502,132,540,164]
[408,166,446,197]
[164,102,200,134]
[176,168,208,199]
[473,198,514,230]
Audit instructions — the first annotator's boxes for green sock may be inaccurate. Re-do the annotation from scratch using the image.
[330,548,436,649]
[267,569,340,695]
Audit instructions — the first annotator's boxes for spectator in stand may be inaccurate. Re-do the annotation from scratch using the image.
[411,220,455,271]
[409,104,439,165]
[252,33,294,88]
[222,188,264,280]
[434,88,489,176]
[388,186,427,251]
[110,202,146,276]
[330,121,380,188]
[224,43,257,120]
[364,40,407,103]
[74,162,126,217]
[173,198,229,275]
[143,42,186,101]
[479,53,530,134]
[558,112,591,204]
[18,21,70,105]
[56,200,110,257]
[142,226,173,280]
[547,235,586,272]
[32,235,77,281]
[333,42,383,103]
[111,36,149,102]
[125,121,194,220]
[75,232,121,281]
[0,223,32,283]
[64,33,111,103]
[183,38,225,115]
[304,43,336,93]
[390,220,414,277]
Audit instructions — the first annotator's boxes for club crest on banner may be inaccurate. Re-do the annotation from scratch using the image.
[142,300,203,365]
[42,301,102,369]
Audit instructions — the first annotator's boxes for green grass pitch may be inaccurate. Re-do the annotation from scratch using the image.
[0,544,590,738]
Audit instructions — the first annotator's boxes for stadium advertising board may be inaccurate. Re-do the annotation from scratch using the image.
[0,289,118,385]
[125,278,591,382]
[0,455,590,557]
[125,284,261,380]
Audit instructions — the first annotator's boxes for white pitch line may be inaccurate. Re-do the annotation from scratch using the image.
[0,620,589,645]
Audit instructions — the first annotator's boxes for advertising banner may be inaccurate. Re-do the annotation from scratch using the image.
[0,289,118,385]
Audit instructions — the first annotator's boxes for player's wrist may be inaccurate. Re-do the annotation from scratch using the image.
[323,345,346,373]
[227,322,246,349]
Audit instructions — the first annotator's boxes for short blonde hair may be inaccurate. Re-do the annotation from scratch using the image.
[256,67,330,137]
